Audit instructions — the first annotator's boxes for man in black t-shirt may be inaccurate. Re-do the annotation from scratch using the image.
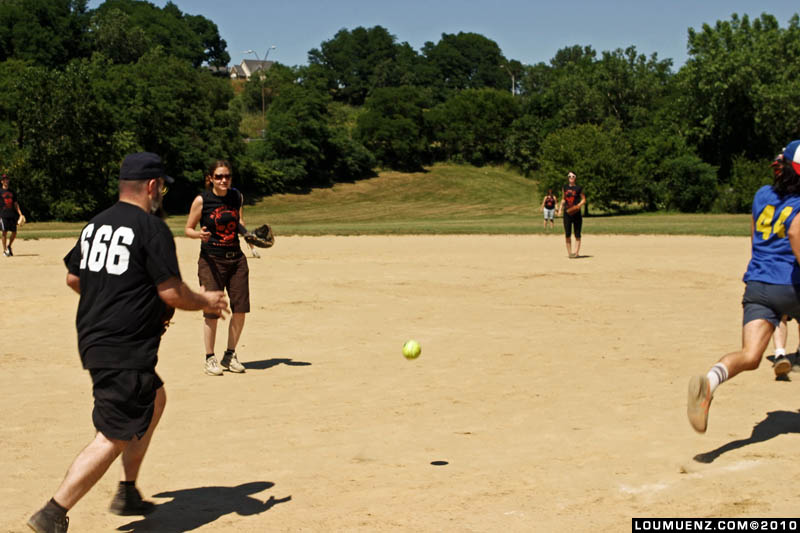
[556,171,586,258]
[1,173,24,256]
[28,153,229,533]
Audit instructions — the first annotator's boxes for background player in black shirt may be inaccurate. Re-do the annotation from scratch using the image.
[28,153,229,533]
[556,171,586,258]
[1,173,24,256]
[540,189,557,231]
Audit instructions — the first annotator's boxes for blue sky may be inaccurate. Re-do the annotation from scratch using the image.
[87,0,799,70]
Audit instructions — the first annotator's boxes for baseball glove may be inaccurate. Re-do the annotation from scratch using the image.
[566,205,581,216]
[17,214,25,226]
[244,224,275,249]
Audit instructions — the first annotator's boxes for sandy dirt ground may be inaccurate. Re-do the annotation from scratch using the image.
[3,233,800,532]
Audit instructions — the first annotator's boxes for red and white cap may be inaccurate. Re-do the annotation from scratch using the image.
[782,140,800,175]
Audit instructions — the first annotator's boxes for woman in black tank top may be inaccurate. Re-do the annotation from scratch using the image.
[185,160,252,377]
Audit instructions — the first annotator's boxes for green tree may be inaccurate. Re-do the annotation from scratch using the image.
[713,155,772,213]
[504,114,545,176]
[421,32,508,95]
[0,0,91,67]
[595,47,674,129]
[14,60,119,219]
[248,85,374,191]
[355,86,432,171]
[94,0,228,67]
[308,26,421,105]
[660,155,718,212]
[537,123,635,213]
[427,88,519,165]
[679,13,800,179]
[89,8,150,64]
[10,49,242,219]
[519,46,604,129]
[241,62,297,114]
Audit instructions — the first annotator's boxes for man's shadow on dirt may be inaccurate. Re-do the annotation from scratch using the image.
[693,410,800,464]
[116,481,291,532]
[243,358,312,371]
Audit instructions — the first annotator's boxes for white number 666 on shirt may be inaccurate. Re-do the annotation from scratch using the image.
[79,224,135,275]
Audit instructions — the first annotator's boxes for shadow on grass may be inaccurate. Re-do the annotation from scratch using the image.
[693,410,800,464]
[243,358,312,370]
[116,481,291,532]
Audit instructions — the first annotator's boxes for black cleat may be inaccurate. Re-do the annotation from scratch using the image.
[27,505,69,533]
[109,485,156,516]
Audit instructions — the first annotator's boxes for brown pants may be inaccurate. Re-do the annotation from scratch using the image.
[198,252,250,318]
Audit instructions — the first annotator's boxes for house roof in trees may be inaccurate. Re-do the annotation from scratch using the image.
[241,59,274,78]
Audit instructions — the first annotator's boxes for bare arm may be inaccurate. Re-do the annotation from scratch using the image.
[239,194,246,230]
[157,277,229,317]
[577,192,587,210]
[787,215,800,264]
[66,272,80,294]
[184,196,210,242]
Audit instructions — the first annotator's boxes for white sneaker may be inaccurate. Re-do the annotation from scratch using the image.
[204,356,223,376]
[221,352,245,373]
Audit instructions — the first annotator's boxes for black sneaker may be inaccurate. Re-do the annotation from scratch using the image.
[6,245,12,256]
[774,354,792,377]
[27,505,69,533]
[109,485,156,516]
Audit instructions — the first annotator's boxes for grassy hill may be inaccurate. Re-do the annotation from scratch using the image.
[16,164,751,239]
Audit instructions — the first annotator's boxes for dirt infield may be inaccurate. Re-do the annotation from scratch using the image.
[3,234,800,532]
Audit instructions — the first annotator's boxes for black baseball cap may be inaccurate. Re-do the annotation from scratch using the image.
[119,152,174,183]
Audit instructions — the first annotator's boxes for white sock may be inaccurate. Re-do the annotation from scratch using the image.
[707,363,729,395]
[776,348,787,357]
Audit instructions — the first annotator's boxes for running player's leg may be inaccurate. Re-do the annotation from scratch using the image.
[774,315,788,356]
[120,386,166,482]
[53,433,127,510]
[720,318,775,379]
[771,316,792,375]
[688,318,774,433]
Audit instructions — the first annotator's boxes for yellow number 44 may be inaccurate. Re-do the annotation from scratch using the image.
[755,204,794,240]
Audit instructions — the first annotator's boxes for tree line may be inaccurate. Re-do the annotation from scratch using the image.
[1,0,798,219]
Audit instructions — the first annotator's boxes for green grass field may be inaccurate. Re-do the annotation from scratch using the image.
[16,164,751,239]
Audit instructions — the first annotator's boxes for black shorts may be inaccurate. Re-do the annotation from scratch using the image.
[563,214,582,239]
[90,368,163,441]
[0,216,17,232]
[742,281,800,327]
[198,252,250,318]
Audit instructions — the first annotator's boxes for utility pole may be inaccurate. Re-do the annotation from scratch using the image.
[500,64,515,96]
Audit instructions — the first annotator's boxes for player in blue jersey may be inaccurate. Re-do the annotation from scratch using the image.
[688,140,800,433]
